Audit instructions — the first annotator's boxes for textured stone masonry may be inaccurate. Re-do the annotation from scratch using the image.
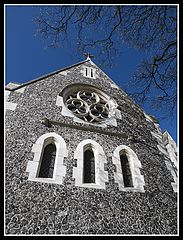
[5,60,177,235]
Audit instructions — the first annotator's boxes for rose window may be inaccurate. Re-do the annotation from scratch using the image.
[64,90,110,123]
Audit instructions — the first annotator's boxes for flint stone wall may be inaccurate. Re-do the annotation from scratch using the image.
[5,60,177,234]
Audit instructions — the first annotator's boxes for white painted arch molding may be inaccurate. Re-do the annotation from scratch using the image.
[73,139,108,189]
[112,145,145,192]
[26,132,68,185]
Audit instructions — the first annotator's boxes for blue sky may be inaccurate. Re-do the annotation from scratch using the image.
[5,5,178,143]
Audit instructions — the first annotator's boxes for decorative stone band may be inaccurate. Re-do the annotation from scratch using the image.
[112,145,145,192]
[73,139,108,189]
[41,117,128,138]
[26,132,67,185]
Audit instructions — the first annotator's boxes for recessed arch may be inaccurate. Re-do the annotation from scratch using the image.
[83,147,95,183]
[38,143,56,178]
[73,139,108,189]
[26,132,68,185]
[120,151,133,187]
[112,145,145,192]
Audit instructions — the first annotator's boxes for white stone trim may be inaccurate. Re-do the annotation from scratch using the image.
[171,182,177,192]
[5,90,18,111]
[150,128,178,192]
[162,131,178,192]
[5,90,11,101]
[58,70,68,76]
[81,65,97,79]
[144,112,177,192]
[115,109,122,120]
[150,131,169,157]
[112,145,145,192]
[144,112,162,134]
[144,112,154,123]
[5,86,26,112]
[164,160,177,192]
[163,131,177,166]
[157,144,169,157]
[151,131,163,144]
[15,87,26,93]
[110,83,120,90]
[73,139,108,189]
[56,85,121,128]
[6,83,26,93]
[56,95,75,119]
[26,132,67,185]
[6,101,17,111]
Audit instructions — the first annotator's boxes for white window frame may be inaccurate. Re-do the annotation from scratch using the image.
[73,139,108,189]
[81,66,97,79]
[26,132,68,185]
[112,145,145,192]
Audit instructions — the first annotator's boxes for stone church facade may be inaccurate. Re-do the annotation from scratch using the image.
[5,56,178,235]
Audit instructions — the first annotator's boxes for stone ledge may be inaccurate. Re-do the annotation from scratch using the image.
[41,117,128,138]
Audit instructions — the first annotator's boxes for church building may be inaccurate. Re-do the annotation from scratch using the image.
[5,55,178,235]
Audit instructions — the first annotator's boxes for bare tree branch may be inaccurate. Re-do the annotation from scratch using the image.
[33,5,177,118]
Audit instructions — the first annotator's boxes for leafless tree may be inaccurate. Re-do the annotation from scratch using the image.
[34,5,177,117]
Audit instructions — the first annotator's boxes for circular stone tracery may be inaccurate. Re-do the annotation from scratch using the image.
[64,90,110,123]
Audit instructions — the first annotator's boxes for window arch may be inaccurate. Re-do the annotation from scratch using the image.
[120,150,133,187]
[26,132,68,185]
[83,147,95,183]
[38,143,56,178]
[112,145,145,192]
[73,139,108,189]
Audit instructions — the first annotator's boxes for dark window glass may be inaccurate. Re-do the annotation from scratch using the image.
[86,68,88,76]
[83,149,95,183]
[120,154,133,187]
[38,143,56,178]
[91,69,93,78]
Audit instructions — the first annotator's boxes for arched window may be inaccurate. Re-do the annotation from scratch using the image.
[73,139,108,189]
[112,145,145,192]
[83,148,95,183]
[26,132,68,185]
[120,151,133,187]
[38,143,56,178]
